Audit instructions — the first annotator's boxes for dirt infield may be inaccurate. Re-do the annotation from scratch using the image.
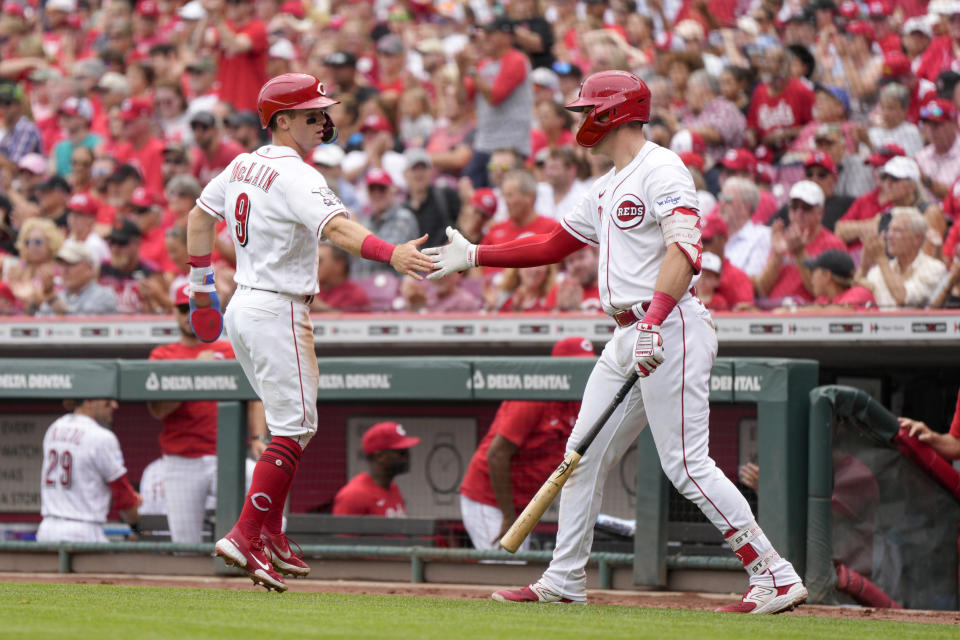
[3,573,958,625]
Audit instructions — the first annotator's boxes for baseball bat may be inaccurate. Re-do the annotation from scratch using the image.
[499,371,640,553]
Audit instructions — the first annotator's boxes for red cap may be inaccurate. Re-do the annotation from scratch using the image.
[838,0,859,19]
[470,187,498,217]
[362,421,420,455]
[365,168,393,187]
[131,186,154,208]
[720,148,756,175]
[847,21,874,41]
[700,214,728,241]
[2,3,24,18]
[865,143,905,167]
[551,336,596,357]
[174,283,190,306]
[678,151,704,172]
[882,51,911,79]
[136,0,159,18]
[67,193,98,216]
[360,114,393,134]
[119,97,153,121]
[804,151,837,175]
[280,0,306,18]
[920,98,958,123]
[0,281,14,303]
[866,0,890,17]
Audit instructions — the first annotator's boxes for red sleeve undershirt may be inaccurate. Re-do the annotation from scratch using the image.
[476,226,585,268]
[489,50,528,105]
[109,475,140,511]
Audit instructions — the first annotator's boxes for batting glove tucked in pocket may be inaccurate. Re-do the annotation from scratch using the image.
[634,322,664,377]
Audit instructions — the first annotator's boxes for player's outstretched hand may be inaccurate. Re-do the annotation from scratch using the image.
[389,234,434,280]
[423,226,477,280]
[633,322,665,377]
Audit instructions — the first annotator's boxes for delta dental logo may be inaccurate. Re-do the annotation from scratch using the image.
[612,194,645,230]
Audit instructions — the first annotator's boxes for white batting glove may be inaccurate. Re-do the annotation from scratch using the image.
[634,323,665,377]
[423,226,477,280]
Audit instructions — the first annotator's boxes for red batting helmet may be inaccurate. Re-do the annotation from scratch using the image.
[257,73,340,129]
[565,70,651,147]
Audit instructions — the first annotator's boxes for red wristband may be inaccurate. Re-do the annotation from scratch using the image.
[360,234,396,264]
[641,291,678,326]
[188,253,212,268]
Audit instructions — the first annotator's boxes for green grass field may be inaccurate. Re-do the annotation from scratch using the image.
[0,583,952,640]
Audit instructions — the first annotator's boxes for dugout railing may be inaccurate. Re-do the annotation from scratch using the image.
[0,357,817,589]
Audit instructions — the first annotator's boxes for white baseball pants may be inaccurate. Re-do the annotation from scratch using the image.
[36,517,107,543]
[539,297,799,600]
[225,287,318,445]
[460,494,533,552]
[162,454,217,544]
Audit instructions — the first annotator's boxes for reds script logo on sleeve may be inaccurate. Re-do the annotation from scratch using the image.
[611,194,646,230]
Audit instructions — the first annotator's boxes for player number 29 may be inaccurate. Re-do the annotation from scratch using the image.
[234,192,251,247]
[44,449,72,488]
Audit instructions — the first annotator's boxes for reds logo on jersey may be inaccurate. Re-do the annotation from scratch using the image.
[612,194,646,230]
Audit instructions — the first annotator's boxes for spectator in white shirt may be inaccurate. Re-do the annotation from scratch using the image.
[859,207,947,308]
[535,147,587,220]
[717,176,771,277]
[868,83,924,156]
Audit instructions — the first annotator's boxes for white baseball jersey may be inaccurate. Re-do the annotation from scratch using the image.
[560,143,700,314]
[40,413,127,523]
[197,144,348,295]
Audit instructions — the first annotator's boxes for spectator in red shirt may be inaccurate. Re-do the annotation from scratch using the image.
[189,111,245,184]
[459,336,595,550]
[147,283,267,542]
[801,249,876,310]
[835,144,906,249]
[373,34,407,97]
[755,180,846,304]
[700,214,754,310]
[489,264,557,312]
[696,252,729,311]
[747,45,815,155]
[332,422,420,517]
[114,98,166,199]
[210,0,268,112]
[127,187,175,273]
[481,169,558,250]
[311,243,370,313]
[545,246,600,312]
[866,1,900,54]
[901,388,960,460]
[916,5,960,83]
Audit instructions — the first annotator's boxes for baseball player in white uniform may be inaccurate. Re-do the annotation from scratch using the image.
[186,73,432,592]
[36,399,140,543]
[428,70,807,614]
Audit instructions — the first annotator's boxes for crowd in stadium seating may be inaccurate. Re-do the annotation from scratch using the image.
[1,0,960,318]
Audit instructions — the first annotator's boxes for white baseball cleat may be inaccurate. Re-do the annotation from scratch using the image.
[215,526,288,592]
[715,582,807,614]
[491,581,583,604]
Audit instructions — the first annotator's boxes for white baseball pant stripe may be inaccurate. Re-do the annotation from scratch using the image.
[540,297,798,600]
[36,517,107,543]
[460,494,533,553]
[162,454,217,544]
[225,287,318,444]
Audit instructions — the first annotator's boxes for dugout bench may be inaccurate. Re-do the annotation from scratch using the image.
[0,357,817,591]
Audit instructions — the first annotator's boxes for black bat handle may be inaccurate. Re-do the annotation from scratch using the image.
[573,371,640,457]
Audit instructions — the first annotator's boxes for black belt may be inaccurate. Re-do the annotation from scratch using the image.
[612,287,697,327]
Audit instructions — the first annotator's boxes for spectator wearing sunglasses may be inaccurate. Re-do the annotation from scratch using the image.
[100,219,170,314]
[916,99,960,201]
[188,111,244,185]
[768,152,853,232]
[755,180,846,305]
[2,218,64,309]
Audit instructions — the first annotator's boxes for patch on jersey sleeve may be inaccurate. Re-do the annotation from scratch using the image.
[611,194,646,230]
[312,187,343,208]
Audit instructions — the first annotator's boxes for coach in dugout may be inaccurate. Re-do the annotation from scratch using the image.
[146,283,267,543]
[37,398,140,543]
[333,422,420,517]
[459,336,595,551]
